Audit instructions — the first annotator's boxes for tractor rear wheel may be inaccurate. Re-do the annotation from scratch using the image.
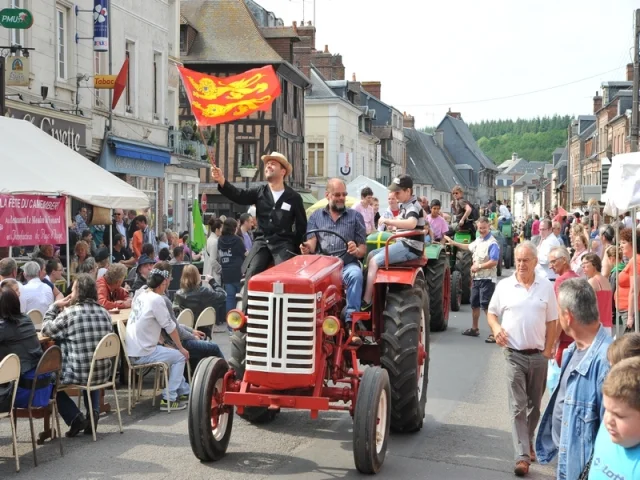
[229,330,279,424]
[450,270,462,312]
[426,251,448,332]
[353,367,391,474]
[504,244,513,270]
[381,279,429,433]
[455,249,473,304]
[188,357,233,462]
[496,248,503,277]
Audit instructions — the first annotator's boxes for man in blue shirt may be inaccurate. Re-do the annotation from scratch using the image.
[536,278,612,480]
[301,178,367,344]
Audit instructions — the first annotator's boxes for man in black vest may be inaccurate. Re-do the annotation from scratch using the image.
[211,152,307,310]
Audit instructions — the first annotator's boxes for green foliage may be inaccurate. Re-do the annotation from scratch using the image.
[468,115,572,139]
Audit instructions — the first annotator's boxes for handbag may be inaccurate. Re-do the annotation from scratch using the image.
[578,451,594,480]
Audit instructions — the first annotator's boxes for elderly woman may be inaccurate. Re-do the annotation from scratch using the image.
[96,263,132,310]
[70,241,91,274]
[126,267,190,411]
[42,274,113,437]
[582,253,613,335]
[570,229,588,276]
[0,285,46,413]
[77,257,98,279]
[616,228,640,331]
[173,264,226,334]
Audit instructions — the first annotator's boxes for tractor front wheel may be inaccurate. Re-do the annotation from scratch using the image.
[426,251,448,332]
[353,367,391,474]
[456,250,473,304]
[381,281,428,432]
[188,357,233,462]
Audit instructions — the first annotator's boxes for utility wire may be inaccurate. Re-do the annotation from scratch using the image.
[394,65,627,107]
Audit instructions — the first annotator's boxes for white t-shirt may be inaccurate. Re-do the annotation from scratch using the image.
[488,273,558,351]
[499,204,511,220]
[537,233,561,279]
[271,188,284,204]
[125,290,175,357]
[22,278,54,317]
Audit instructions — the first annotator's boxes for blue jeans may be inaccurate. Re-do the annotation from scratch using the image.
[343,262,363,324]
[131,346,190,402]
[57,389,100,426]
[369,242,419,267]
[224,282,241,316]
[183,338,224,372]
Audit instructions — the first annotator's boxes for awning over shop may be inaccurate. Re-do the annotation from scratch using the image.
[112,137,171,164]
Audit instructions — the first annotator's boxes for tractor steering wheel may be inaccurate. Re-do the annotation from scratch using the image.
[305,229,350,259]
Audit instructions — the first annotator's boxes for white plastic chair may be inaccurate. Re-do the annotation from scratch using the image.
[117,319,171,414]
[195,307,216,338]
[58,333,124,441]
[27,309,43,331]
[177,309,194,328]
[0,354,20,472]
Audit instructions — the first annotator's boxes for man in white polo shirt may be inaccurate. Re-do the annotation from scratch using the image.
[488,241,557,477]
[536,219,561,280]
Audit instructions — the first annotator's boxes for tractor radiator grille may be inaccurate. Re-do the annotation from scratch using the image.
[245,291,316,374]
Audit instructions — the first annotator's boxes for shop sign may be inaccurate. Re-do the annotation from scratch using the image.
[7,107,86,153]
[100,149,165,178]
[0,8,34,29]
[338,152,352,177]
[0,195,66,247]
[94,74,116,89]
[5,56,29,87]
[93,1,109,52]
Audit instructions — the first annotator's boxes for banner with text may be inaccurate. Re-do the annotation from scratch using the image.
[0,195,66,247]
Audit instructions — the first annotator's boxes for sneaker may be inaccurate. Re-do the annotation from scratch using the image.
[360,302,372,312]
[66,413,89,438]
[179,394,189,402]
[83,411,100,435]
[160,399,187,411]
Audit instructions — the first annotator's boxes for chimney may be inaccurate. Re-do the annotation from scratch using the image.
[512,152,518,162]
[593,91,602,113]
[307,21,312,26]
[446,108,461,119]
[324,44,329,53]
[352,72,356,81]
[434,129,444,148]
[403,112,415,129]
[361,81,381,100]
[627,63,634,82]
[292,21,297,28]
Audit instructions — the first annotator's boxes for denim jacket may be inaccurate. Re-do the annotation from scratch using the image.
[535,326,612,480]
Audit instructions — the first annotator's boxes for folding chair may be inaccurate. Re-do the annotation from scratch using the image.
[14,345,63,467]
[58,333,123,441]
[27,309,44,331]
[195,307,216,339]
[0,354,21,472]
[117,320,171,414]
[177,309,194,328]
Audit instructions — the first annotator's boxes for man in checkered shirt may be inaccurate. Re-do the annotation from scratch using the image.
[42,274,114,438]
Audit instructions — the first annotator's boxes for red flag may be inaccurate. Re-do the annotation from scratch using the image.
[177,65,281,126]
[111,58,129,110]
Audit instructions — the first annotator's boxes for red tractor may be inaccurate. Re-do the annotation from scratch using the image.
[188,231,429,474]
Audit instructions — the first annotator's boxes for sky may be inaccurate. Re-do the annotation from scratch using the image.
[254,0,637,127]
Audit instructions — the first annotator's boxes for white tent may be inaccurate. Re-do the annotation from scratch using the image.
[603,152,640,217]
[347,175,390,211]
[0,117,150,209]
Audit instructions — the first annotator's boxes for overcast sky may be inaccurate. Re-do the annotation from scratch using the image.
[255,0,637,127]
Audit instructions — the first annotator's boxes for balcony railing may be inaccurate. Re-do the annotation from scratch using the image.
[168,129,208,161]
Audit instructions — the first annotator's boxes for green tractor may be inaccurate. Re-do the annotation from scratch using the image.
[366,232,460,332]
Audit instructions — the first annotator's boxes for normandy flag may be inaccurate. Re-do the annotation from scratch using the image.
[177,65,281,126]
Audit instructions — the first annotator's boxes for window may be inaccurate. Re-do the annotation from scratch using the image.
[235,142,257,175]
[10,0,22,46]
[153,52,162,118]
[283,80,288,115]
[293,86,298,119]
[56,8,67,80]
[179,27,187,54]
[308,142,325,177]
[125,41,135,112]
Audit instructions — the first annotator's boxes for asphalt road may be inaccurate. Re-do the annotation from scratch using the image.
[0,269,558,479]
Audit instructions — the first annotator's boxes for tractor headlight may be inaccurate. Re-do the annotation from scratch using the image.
[322,316,340,336]
[226,309,246,330]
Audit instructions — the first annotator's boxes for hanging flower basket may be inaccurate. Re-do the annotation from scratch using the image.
[239,166,258,178]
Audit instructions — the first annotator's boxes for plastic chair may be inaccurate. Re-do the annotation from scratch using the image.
[177,309,194,328]
[0,354,21,472]
[194,307,216,338]
[117,319,171,414]
[58,333,123,441]
[14,345,64,467]
[27,309,44,331]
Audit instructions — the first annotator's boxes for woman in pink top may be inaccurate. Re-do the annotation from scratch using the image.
[582,253,613,335]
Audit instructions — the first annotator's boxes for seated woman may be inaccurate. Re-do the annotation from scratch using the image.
[77,257,98,279]
[126,267,190,411]
[136,262,224,372]
[42,274,113,437]
[173,264,226,337]
[0,283,48,413]
[70,241,91,275]
[96,263,132,310]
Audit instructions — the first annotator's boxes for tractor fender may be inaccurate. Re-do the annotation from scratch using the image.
[424,243,443,260]
[373,266,422,287]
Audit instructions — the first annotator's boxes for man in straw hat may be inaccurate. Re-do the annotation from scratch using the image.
[212,152,307,310]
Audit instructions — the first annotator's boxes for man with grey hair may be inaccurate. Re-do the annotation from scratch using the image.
[21,260,54,316]
[488,241,557,476]
[535,278,612,480]
[537,219,561,280]
[0,257,25,312]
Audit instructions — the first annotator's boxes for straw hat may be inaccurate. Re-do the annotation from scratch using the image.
[261,152,292,176]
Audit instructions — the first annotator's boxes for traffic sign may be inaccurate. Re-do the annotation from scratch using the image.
[0,8,34,29]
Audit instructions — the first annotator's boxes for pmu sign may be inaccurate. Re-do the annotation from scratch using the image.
[93,1,109,52]
[0,8,34,29]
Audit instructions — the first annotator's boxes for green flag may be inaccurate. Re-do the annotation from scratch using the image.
[191,201,206,253]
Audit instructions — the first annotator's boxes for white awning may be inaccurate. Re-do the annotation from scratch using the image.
[603,152,640,216]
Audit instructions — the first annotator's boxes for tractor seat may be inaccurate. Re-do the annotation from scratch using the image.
[385,257,427,268]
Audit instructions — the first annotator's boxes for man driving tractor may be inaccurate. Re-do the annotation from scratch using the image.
[211,152,307,309]
[301,178,367,345]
